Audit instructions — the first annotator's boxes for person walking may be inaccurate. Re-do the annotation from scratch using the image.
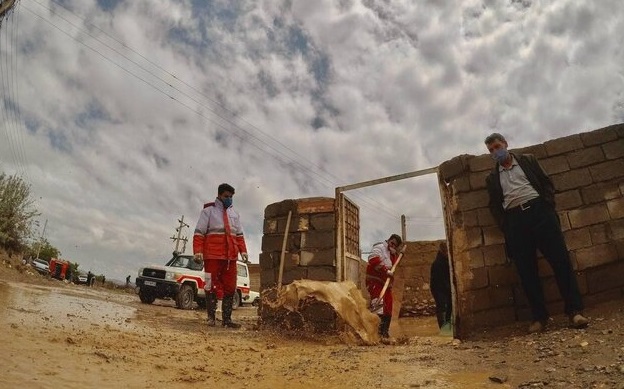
[484,133,589,333]
[193,183,249,328]
[366,234,402,339]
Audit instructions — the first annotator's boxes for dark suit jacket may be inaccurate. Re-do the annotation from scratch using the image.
[485,153,555,230]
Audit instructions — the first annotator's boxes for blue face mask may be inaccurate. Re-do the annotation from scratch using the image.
[222,197,233,208]
[491,148,509,164]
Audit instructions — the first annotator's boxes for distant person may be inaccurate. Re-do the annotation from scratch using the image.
[87,271,93,287]
[430,241,452,329]
[126,275,131,287]
[102,275,106,285]
[484,133,589,333]
[193,183,249,328]
[366,234,402,339]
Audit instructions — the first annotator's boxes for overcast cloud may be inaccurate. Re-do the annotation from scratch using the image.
[1,0,623,281]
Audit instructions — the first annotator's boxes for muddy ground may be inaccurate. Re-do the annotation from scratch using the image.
[1,258,623,389]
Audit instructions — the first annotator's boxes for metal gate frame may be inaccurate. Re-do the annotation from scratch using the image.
[334,165,458,335]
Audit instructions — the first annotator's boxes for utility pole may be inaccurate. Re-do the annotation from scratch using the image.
[35,219,48,260]
[170,215,189,255]
[401,214,407,243]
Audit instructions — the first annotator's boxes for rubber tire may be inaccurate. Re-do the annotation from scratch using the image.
[139,288,156,304]
[232,290,241,311]
[196,298,206,309]
[252,297,260,307]
[175,284,195,310]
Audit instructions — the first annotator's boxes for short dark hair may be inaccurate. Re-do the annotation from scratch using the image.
[484,133,506,145]
[218,183,235,195]
[388,234,402,246]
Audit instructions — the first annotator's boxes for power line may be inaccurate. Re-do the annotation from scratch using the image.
[21,3,415,222]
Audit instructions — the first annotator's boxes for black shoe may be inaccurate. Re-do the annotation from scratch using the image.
[222,320,241,329]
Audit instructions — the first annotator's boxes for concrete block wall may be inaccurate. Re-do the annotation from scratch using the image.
[398,240,445,316]
[259,197,336,291]
[439,123,624,337]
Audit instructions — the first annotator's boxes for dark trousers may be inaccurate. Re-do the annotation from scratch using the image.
[504,199,584,321]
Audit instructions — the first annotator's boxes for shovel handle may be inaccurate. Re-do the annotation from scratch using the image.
[376,244,407,305]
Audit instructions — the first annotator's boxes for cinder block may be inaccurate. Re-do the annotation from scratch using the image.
[464,227,483,249]
[544,134,584,156]
[259,252,278,270]
[607,197,624,219]
[551,168,593,191]
[281,267,308,284]
[614,123,624,137]
[566,146,606,169]
[460,210,479,227]
[439,155,469,181]
[563,227,592,250]
[301,230,334,249]
[589,160,624,183]
[477,208,496,227]
[469,170,489,190]
[541,277,563,303]
[608,219,624,240]
[589,224,609,245]
[568,204,610,228]
[574,243,619,270]
[264,218,278,234]
[468,154,494,173]
[555,189,583,211]
[602,139,624,159]
[482,244,507,266]
[469,306,516,329]
[540,155,570,175]
[261,233,302,252]
[512,144,548,159]
[488,265,518,286]
[467,248,485,269]
[583,289,624,307]
[309,213,335,231]
[278,215,309,233]
[453,175,471,193]
[456,190,490,212]
[465,286,512,311]
[614,238,624,259]
[307,266,336,282]
[299,249,335,267]
[264,202,282,218]
[580,182,621,205]
[585,260,624,293]
[296,198,335,214]
[483,226,505,246]
[558,212,571,231]
[580,127,618,146]
[260,268,277,288]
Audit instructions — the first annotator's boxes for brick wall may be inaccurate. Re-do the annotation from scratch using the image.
[439,123,624,337]
[259,197,336,291]
[397,240,444,316]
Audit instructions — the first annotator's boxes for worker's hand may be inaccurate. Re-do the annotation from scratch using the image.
[240,252,249,263]
[386,269,394,278]
[193,253,203,264]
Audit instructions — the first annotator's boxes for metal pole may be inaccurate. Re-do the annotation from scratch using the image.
[401,214,406,242]
[35,219,48,260]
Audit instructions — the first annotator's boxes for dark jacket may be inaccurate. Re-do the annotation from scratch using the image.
[485,153,555,230]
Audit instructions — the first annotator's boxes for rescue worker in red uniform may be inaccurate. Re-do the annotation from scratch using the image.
[193,183,249,328]
[366,234,402,339]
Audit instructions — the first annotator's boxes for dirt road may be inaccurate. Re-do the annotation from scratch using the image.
[1,259,623,389]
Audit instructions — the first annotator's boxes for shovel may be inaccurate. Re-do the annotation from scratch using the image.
[369,244,407,312]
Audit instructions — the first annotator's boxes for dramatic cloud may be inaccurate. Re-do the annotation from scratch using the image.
[1,0,623,280]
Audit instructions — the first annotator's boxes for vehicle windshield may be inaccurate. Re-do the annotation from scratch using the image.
[166,255,203,271]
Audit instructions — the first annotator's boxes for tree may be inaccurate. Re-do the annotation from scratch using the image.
[30,238,62,262]
[0,173,39,255]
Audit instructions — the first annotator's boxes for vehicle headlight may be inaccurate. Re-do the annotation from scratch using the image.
[138,268,143,277]
[165,271,175,280]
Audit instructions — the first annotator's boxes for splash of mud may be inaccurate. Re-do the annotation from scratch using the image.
[266,280,380,345]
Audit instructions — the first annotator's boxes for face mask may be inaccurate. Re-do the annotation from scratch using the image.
[222,197,233,208]
[491,148,509,164]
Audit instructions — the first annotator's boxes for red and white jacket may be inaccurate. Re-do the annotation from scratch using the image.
[366,240,397,285]
[193,199,247,261]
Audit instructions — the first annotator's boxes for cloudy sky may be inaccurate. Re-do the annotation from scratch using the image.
[1,0,623,281]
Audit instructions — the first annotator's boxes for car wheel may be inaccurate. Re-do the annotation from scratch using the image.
[176,284,195,310]
[232,290,241,310]
[196,298,206,308]
[139,288,156,304]
[252,297,260,307]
